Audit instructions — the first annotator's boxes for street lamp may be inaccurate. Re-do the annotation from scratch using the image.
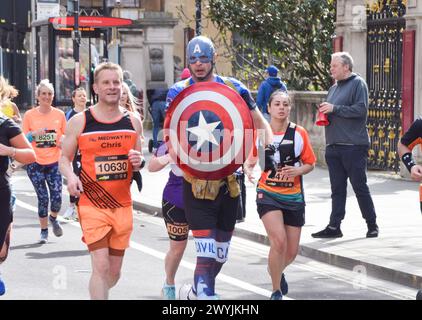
[68,0,80,87]
[102,0,109,60]
[195,0,201,36]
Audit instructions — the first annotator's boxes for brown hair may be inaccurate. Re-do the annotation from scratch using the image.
[94,62,123,83]
[268,90,291,107]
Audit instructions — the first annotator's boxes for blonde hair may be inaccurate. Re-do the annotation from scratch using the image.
[36,79,54,97]
[94,62,123,83]
[121,82,143,118]
[0,76,19,101]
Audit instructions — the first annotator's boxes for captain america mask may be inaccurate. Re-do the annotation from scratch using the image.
[187,36,215,65]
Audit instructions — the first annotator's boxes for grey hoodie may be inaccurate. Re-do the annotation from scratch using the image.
[324,73,370,146]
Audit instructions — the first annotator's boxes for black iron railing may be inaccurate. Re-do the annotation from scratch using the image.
[366,0,406,171]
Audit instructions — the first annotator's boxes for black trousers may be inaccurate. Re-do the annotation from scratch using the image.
[325,145,377,228]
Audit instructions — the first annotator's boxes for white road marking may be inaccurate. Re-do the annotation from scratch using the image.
[15,199,279,299]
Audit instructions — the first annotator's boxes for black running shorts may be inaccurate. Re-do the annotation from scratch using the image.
[183,179,239,232]
[0,187,12,248]
[162,199,189,241]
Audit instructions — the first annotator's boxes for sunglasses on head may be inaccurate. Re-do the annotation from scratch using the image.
[188,55,212,64]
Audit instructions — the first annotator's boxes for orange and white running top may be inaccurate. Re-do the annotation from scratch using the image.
[77,107,138,208]
[22,107,66,165]
[257,124,316,204]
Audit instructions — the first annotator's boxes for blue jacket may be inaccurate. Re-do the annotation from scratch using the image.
[256,77,288,114]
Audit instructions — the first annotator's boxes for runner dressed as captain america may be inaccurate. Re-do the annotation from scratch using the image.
[165,35,273,300]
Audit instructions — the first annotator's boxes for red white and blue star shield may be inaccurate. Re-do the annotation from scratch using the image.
[164,82,255,180]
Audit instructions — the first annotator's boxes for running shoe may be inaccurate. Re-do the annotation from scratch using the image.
[0,274,5,296]
[266,266,288,295]
[280,273,288,295]
[63,207,75,220]
[270,290,283,300]
[197,293,220,300]
[39,229,48,244]
[50,217,63,237]
[178,284,197,300]
[161,283,176,300]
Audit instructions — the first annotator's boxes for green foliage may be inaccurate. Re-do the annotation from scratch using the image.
[207,0,336,90]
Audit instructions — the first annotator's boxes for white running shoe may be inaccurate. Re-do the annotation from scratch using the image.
[63,207,75,220]
[178,284,197,300]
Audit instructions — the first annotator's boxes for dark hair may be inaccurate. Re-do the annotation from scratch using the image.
[268,90,291,107]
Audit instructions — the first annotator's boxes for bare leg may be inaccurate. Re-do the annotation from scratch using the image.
[262,211,302,292]
[39,217,48,229]
[165,239,188,285]
[50,211,59,219]
[89,248,111,300]
[108,254,124,289]
[284,225,301,266]
[262,210,286,291]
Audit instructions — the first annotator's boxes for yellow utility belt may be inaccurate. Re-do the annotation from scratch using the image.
[184,173,240,200]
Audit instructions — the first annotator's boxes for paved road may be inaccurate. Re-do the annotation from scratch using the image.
[0,171,417,300]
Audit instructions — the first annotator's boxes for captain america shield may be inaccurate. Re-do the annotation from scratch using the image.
[164,82,255,180]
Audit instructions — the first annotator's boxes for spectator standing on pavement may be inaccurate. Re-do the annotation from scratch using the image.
[63,87,87,221]
[311,52,379,239]
[0,85,35,296]
[22,79,66,244]
[0,77,22,124]
[167,35,273,300]
[148,142,187,300]
[244,90,316,300]
[256,65,287,122]
[59,62,144,300]
[149,86,168,151]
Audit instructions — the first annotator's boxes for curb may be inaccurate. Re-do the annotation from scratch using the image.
[298,245,422,290]
[133,199,422,290]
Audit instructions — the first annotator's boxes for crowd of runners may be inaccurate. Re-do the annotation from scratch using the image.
[0,35,421,300]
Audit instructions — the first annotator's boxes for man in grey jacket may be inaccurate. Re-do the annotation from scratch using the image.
[312,52,378,238]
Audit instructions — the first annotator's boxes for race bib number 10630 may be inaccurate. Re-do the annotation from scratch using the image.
[95,155,129,181]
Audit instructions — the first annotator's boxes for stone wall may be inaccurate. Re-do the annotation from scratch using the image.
[289,91,328,167]
[250,90,328,166]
